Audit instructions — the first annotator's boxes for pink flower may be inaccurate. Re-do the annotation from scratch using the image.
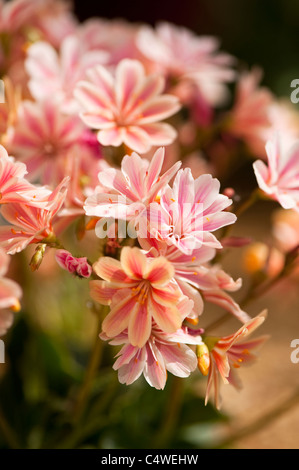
[0,247,22,336]
[7,99,98,186]
[204,311,268,409]
[84,147,181,221]
[90,246,193,348]
[55,249,92,278]
[25,35,108,114]
[100,324,203,389]
[0,177,68,254]
[146,169,236,254]
[137,22,234,107]
[253,134,299,211]
[74,59,181,153]
[228,68,273,157]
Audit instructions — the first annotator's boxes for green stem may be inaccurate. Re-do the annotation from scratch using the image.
[153,376,185,448]
[72,306,107,424]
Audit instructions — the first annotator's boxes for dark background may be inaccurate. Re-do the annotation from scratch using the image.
[73,0,299,98]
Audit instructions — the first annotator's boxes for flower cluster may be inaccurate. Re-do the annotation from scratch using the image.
[2,0,298,414]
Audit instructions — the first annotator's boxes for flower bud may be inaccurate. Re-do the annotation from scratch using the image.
[29,244,46,271]
[196,343,210,376]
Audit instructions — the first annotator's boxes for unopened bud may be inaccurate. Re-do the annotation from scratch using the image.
[29,244,46,271]
[196,343,210,376]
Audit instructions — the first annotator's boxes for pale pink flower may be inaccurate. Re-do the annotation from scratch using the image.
[74,59,181,153]
[137,22,235,107]
[7,99,98,186]
[146,169,236,254]
[55,249,92,278]
[253,134,299,211]
[84,147,181,220]
[0,177,68,254]
[100,324,203,389]
[0,247,22,336]
[25,35,109,114]
[228,68,273,157]
[90,246,193,348]
[204,311,268,409]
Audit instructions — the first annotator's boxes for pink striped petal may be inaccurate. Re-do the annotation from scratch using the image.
[92,257,128,284]
[102,293,137,338]
[144,257,174,285]
[89,280,118,305]
[140,122,177,146]
[159,343,197,377]
[128,301,152,347]
[120,247,147,280]
[149,294,182,333]
[122,126,151,154]
[115,59,145,111]
[97,127,125,147]
[144,343,167,389]
[137,95,181,124]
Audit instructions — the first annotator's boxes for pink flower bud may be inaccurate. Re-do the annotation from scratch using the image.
[55,250,92,278]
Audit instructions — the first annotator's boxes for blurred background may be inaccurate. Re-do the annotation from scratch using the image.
[74,0,299,97]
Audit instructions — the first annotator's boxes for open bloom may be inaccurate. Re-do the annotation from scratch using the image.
[90,246,193,348]
[25,34,108,114]
[74,59,181,153]
[0,247,22,336]
[84,147,181,221]
[253,134,299,211]
[55,249,92,278]
[137,22,234,108]
[100,324,203,389]
[204,311,268,409]
[146,169,236,254]
[7,99,98,186]
[0,177,68,254]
